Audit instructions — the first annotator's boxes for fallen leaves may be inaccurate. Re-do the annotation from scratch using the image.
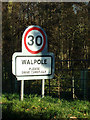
[70,116,77,119]
[26,108,30,111]
[0,102,2,104]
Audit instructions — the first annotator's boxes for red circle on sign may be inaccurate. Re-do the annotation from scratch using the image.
[24,27,46,54]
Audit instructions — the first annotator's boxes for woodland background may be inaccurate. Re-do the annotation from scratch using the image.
[2,2,90,99]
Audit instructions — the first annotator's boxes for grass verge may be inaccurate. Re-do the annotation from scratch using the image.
[1,93,90,120]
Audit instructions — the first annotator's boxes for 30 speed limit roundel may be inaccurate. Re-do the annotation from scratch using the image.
[24,26,46,54]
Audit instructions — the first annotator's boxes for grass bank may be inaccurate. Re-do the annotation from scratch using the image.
[1,93,90,119]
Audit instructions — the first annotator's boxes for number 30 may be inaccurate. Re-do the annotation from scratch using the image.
[28,35,42,46]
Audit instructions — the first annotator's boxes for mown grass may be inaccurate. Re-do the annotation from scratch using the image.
[1,93,90,120]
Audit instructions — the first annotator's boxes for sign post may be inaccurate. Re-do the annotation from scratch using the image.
[12,25,55,100]
[21,80,24,101]
[42,79,45,98]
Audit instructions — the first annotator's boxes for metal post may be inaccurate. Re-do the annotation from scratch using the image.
[84,70,87,100]
[21,80,24,101]
[42,79,45,98]
[49,79,50,96]
[72,76,75,99]
[15,78,17,92]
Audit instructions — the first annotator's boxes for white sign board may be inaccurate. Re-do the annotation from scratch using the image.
[12,25,55,80]
[12,53,54,80]
[16,56,52,76]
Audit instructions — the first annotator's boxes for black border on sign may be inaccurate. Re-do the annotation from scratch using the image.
[15,55,53,77]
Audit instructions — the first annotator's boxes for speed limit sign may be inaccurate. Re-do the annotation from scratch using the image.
[22,25,47,54]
